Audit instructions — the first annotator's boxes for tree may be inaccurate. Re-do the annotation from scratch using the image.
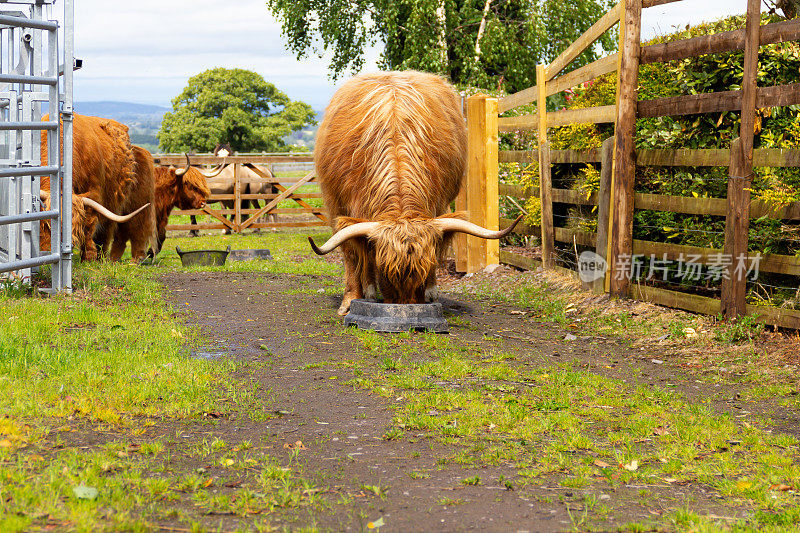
[158,68,315,153]
[265,0,617,94]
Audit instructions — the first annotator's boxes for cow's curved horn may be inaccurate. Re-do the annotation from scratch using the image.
[175,153,191,176]
[82,197,151,223]
[308,221,379,255]
[433,214,523,239]
[197,164,225,178]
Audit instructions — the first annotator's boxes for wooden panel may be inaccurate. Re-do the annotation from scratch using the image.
[640,18,800,65]
[642,0,683,7]
[500,250,541,271]
[636,149,729,166]
[240,170,317,229]
[548,105,617,127]
[153,154,314,165]
[746,304,800,330]
[629,284,721,315]
[499,53,617,110]
[498,113,537,131]
[500,217,539,235]
[637,83,800,119]
[638,90,741,118]
[499,85,539,114]
[546,2,623,80]
[634,192,727,215]
[499,250,579,279]
[626,284,800,330]
[500,105,616,130]
[555,227,597,246]
[174,208,324,216]
[553,188,598,206]
[547,54,618,98]
[166,223,227,231]
[499,149,601,165]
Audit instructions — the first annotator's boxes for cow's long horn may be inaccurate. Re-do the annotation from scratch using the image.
[197,164,225,177]
[308,221,379,255]
[82,197,151,223]
[175,153,191,176]
[433,214,523,239]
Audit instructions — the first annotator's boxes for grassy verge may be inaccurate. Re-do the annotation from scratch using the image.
[341,328,800,532]
[0,234,335,532]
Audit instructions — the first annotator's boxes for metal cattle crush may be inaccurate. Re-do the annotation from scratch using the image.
[0,0,73,292]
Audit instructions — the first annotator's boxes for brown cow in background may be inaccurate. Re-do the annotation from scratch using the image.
[94,145,158,261]
[309,71,520,315]
[152,158,211,254]
[41,113,148,260]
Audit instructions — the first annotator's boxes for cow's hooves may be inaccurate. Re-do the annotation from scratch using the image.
[337,305,350,317]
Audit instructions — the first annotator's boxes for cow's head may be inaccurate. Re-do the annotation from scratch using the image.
[308,214,522,304]
[173,155,213,210]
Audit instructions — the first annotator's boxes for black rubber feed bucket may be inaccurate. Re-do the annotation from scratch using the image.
[176,245,231,267]
[343,299,449,333]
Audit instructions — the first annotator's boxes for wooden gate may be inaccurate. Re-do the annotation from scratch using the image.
[154,154,327,233]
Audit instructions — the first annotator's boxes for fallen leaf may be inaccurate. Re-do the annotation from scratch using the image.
[622,460,639,471]
[593,459,610,468]
[367,517,385,529]
[0,439,12,448]
[771,484,792,491]
[736,480,753,490]
[653,427,669,436]
[662,477,677,484]
[284,440,306,450]
[72,485,98,500]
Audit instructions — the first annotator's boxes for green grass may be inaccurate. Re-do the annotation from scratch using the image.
[340,328,800,531]
[0,232,339,531]
[0,262,260,425]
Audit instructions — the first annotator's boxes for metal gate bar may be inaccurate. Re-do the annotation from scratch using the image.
[0,0,72,292]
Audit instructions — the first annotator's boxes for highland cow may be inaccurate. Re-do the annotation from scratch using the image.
[309,71,520,315]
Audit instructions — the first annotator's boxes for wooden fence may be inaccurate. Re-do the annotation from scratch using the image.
[153,153,327,233]
[455,0,800,329]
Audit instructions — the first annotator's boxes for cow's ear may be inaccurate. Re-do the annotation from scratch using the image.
[335,216,368,231]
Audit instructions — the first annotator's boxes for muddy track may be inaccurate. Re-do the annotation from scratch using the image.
[153,270,788,532]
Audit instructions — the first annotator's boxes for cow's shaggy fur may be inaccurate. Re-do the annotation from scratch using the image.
[315,71,467,314]
[40,113,136,261]
[153,165,210,253]
[96,145,157,261]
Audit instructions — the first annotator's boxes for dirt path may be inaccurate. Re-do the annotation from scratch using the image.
[159,271,791,532]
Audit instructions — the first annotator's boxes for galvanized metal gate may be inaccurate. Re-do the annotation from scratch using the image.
[0,0,73,291]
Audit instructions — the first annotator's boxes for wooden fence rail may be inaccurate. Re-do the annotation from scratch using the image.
[156,155,326,233]
[457,0,800,328]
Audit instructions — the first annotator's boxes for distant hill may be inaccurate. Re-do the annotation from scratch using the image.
[75,101,168,152]
[72,101,322,153]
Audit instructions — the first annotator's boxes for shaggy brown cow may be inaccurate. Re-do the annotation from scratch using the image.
[309,71,520,315]
[41,113,148,260]
[93,145,158,261]
[152,158,211,253]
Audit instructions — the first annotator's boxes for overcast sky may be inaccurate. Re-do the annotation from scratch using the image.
[38,0,750,110]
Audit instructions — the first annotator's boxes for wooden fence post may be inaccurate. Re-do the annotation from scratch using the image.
[594,136,615,294]
[234,163,242,233]
[608,0,642,297]
[454,187,468,272]
[536,64,555,269]
[722,0,760,318]
[465,94,500,273]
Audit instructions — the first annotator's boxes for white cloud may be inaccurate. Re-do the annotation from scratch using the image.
[23,0,755,108]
